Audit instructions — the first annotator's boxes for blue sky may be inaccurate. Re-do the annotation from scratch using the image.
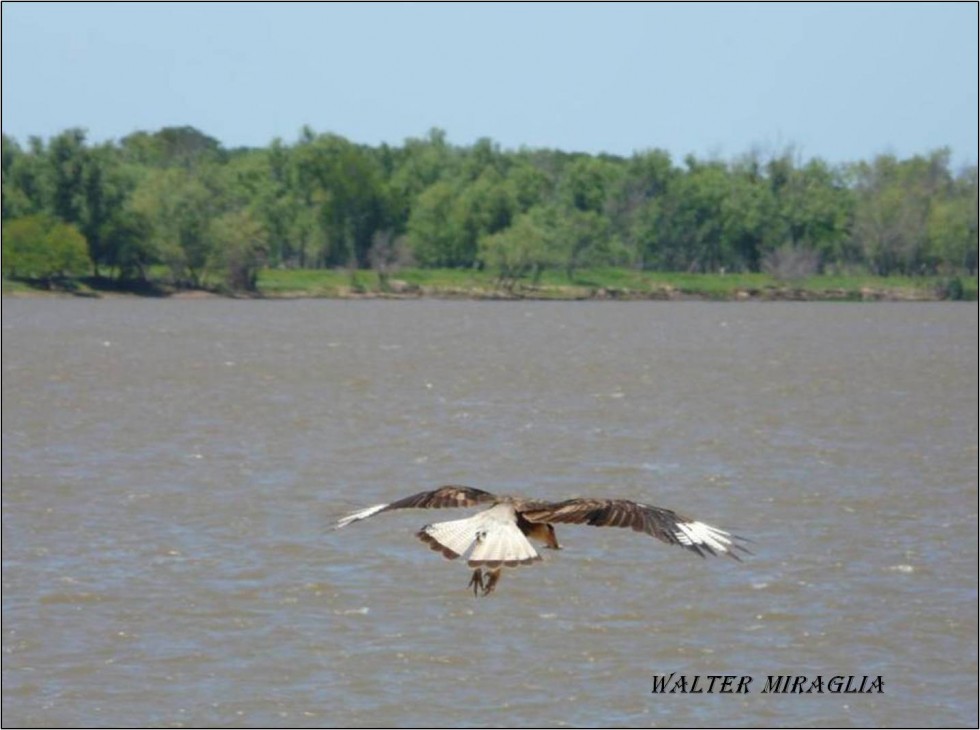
[2,2,977,165]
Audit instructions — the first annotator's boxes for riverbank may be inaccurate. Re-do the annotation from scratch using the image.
[3,268,976,301]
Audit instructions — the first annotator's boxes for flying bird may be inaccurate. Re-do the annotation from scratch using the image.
[335,485,749,595]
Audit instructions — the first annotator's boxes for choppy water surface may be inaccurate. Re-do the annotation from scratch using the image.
[2,299,977,728]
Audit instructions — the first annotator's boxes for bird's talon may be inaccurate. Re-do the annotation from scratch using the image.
[468,569,484,596]
[482,570,500,595]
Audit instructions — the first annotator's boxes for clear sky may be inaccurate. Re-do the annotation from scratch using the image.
[2,2,977,166]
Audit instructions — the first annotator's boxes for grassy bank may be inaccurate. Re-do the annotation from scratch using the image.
[4,268,977,301]
[255,268,977,301]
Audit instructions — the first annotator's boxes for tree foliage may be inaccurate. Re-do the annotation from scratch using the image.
[2,126,977,292]
[209,209,267,292]
[478,207,559,288]
[2,214,90,284]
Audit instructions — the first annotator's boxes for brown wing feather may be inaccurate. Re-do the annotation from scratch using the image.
[336,485,500,528]
[518,498,749,559]
[384,485,499,511]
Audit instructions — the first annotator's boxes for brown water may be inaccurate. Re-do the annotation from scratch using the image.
[2,299,977,728]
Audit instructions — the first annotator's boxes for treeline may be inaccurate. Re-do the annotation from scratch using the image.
[2,125,977,290]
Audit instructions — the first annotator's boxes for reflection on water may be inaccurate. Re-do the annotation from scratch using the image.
[2,299,977,727]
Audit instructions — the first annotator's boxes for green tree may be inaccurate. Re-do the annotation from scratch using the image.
[849,150,953,275]
[721,162,779,272]
[80,144,136,276]
[506,158,551,212]
[100,208,156,281]
[556,208,622,278]
[119,126,225,168]
[654,158,730,271]
[406,181,463,267]
[5,124,975,285]
[927,166,978,272]
[128,167,218,286]
[2,215,90,284]
[46,129,88,225]
[559,156,619,214]
[478,207,560,288]
[461,137,509,181]
[2,134,41,220]
[5,131,134,275]
[247,139,299,267]
[449,169,518,268]
[628,197,664,271]
[209,209,268,291]
[606,149,675,267]
[293,132,390,267]
[764,153,851,271]
[387,128,457,230]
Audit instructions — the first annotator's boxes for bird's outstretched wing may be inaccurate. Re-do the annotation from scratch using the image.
[519,498,750,560]
[336,485,499,528]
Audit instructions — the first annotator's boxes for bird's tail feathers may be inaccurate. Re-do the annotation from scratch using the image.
[417,513,541,567]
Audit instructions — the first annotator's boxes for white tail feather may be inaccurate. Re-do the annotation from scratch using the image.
[467,520,540,567]
[418,503,542,567]
[421,514,486,557]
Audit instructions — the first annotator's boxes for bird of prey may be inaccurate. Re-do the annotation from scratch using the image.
[336,485,749,595]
